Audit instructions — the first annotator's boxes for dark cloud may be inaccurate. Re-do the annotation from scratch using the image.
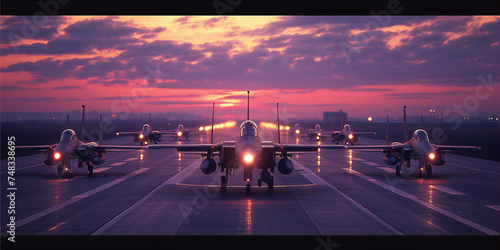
[1,86,28,91]
[0,16,67,44]
[52,86,84,90]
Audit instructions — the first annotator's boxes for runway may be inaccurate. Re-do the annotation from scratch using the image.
[2,129,499,236]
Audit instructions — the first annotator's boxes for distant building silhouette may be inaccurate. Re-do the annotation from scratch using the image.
[323,109,348,130]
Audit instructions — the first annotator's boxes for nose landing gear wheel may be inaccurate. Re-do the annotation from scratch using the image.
[245,182,251,196]
[221,175,227,192]
[267,176,274,192]
[57,165,63,179]
[396,164,401,176]
[88,164,94,176]
[425,164,433,177]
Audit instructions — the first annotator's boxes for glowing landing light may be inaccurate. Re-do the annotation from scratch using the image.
[348,134,354,139]
[295,129,300,134]
[244,154,254,164]
[144,141,148,145]
[285,126,290,131]
[54,152,61,160]
[199,127,204,131]
[140,154,143,160]
[318,133,321,136]
[139,134,144,139]
[429,153,435,160]
[368,117,373,122]
[177,131,182,137]
[316,136,320,140]
[116,132,120,135]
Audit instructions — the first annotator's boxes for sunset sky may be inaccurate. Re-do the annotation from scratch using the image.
[1,16,499,120]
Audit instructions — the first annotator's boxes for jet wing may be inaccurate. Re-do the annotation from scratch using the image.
[347,144,412,151]
[433,145,481,151]
[17,145,57,151]
[148,144,216,152]
[115,132,138,135]
[278,144,348,152]
[352,132,376,135]
[94,145,147,151]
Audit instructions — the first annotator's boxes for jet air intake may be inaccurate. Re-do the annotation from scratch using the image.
[383,154,398,165]
[92,155,106,165]
[200,158,217,175]
[278,158,294,175]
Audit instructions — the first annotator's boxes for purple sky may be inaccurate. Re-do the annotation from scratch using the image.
[1,16,499,120]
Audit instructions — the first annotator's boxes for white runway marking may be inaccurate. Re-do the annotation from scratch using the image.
[110,162,126,166]
[447,163,498,175]
[351,158,365,161]
[17,168,149,227]
[293,161,404,235]
[91,158,202,235]
[429,185,466,195]
[485,205,500,212]
[124,158,138,162]
[378,167,395,173]
[67,167,114,181]
[363,161,380,166]
[343,168,498,235]
[1,163,45,174]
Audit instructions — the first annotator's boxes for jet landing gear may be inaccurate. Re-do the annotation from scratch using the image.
[425,163,432,177]
[258,170,274,192]
[87,164,94,176]
[57,164,70,179]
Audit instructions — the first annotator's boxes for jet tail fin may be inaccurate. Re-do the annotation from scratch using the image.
[66,114,70,129]
[341,109,344,127]
[386,115,389,145]
[81,105,86,142]
[211,102,215,144]
[420,115,424,130]
[351,117,354,131]
[140,117,142,129]
[403,106,408,142]
[247,90,250,120]
[149,114,152,128]
[277,102,281,144]
[99,114,103,145]
[159,117,161,130]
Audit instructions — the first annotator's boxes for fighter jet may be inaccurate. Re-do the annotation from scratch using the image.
[148,91,347,195]
[348,106,480,178]
[18,105,145,178]
[117,114,195,144]
[304,124,336,141]
[331,119,376,146]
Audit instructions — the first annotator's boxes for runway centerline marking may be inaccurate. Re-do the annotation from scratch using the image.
[485,205,500,212]
[91,158,202,235]
[110,162,126,166]
[363,161,380,166]
[343,168,498,235]
[124,158,138,162]
[293,160,404,235]
[16,168,149,227]
[429,185,466,195]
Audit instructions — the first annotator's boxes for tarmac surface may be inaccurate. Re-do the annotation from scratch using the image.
[2,128,499,236]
